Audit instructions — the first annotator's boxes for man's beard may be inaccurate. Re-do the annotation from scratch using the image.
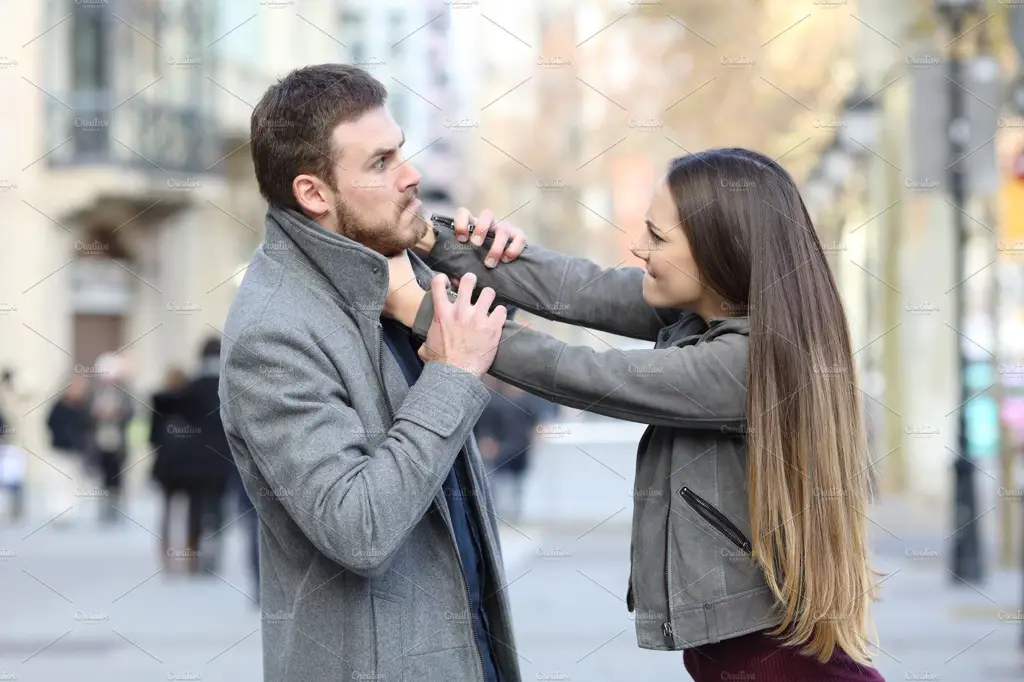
[334,192,428,257]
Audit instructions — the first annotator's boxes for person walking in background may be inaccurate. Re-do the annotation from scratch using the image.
[150,366,203,573]
[44,373,91,526]
[0,368,28,523]
[474,378,555,523]
[85,353,135,524]
[151,339,237,578]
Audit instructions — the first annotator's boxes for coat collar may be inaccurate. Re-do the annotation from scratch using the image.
[261,205,435,320]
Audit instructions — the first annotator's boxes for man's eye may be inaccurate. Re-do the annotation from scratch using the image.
[372,158,386,170]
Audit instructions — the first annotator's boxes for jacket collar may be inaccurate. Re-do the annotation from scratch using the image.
[662,312,749,346]
[707,316,750,335]
[261,205,435,319]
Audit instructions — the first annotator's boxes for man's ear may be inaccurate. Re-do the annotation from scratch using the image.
[292,174,332,217]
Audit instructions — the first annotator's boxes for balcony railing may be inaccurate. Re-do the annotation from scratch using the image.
[41,0,222,175]
[45,93,223,175]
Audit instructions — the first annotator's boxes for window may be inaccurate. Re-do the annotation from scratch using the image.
[215,1,264,62]
[71,3,109,91]
[351,40,365,65]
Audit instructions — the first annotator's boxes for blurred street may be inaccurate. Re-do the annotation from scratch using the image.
[0,428,1021,681]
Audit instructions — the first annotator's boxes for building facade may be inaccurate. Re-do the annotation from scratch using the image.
[0,0,339,492]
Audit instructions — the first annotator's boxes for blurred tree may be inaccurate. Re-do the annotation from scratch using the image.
[581,0,860,181]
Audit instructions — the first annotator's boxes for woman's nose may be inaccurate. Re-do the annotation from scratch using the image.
[629,238,648,261]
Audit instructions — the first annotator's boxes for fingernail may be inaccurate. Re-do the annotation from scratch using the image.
[484,258,497,268]
[457,235,468,242]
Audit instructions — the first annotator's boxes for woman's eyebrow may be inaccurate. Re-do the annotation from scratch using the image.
[645,219,661,234]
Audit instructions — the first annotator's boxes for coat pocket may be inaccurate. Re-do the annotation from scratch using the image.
[678,486,751,554]
[371,591,406,682]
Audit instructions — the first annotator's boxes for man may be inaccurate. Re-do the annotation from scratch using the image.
[151,338,237,576]
[218,64,521,682]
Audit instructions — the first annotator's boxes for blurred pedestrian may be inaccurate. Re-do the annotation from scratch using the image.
[152,338,240,579]
[0,368,27,522]
[44,373,91,525]
[84,353,135,524]
[150,366,203,572]
[474,379,554,523]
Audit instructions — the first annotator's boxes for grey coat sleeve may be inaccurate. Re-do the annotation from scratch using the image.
[421,223,682,341]
[220,322,491,578]
[413,294,747,430]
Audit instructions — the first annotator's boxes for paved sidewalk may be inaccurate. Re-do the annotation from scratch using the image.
[2,488,1022,681]
[0,493,543,682]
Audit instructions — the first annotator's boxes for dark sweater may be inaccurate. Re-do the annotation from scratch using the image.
[380,318,502,682]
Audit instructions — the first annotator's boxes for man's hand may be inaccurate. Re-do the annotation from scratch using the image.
[453,208,527,268]
[418,272,506,377]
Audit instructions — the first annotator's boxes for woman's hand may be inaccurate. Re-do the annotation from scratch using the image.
[452,207,527,268]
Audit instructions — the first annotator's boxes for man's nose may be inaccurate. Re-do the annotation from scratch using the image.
[398,162,421,192]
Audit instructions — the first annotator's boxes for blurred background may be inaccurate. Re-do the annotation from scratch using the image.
[1,0,1024,679]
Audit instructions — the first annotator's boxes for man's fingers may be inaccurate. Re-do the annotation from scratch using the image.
[454,272,477,312]
[474,286,496,312]
[430,274,452,320]
[454,207,473,243]
[489,304,508,327]
[472,209,494,246]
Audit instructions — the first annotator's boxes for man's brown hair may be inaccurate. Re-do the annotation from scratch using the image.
[250,64,387,211]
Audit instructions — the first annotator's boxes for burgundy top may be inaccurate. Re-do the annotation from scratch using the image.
[683,630,886,681]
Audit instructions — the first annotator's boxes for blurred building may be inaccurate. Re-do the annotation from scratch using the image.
[339,0,465,214]
[0,0,338,486]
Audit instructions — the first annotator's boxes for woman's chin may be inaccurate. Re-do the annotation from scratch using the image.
[640,281,660,308]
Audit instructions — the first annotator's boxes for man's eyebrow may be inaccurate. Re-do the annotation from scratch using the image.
[367,131,406,159]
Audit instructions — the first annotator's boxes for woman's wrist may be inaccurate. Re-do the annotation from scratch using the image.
[393,288,428,327]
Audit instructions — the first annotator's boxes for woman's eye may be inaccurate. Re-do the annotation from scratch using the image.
[649,231,662,243]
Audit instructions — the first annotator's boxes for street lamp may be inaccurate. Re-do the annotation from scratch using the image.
[820,140,854,188]
[837,84,882,156]
[935,0,984,585]
[804,167,837,217]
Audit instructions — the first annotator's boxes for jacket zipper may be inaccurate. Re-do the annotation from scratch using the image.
[377,326,488,681]
[678,486,752,554]
[663,504,673,646]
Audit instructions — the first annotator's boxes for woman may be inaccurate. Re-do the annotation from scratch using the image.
[84,353,135,523]
[385,148,885,680]
[45,373,91,524]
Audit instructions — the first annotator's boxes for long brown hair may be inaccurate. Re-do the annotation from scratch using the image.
[665,148,878,664]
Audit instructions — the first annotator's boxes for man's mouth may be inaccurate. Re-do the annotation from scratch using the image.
[399,195,421,215]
